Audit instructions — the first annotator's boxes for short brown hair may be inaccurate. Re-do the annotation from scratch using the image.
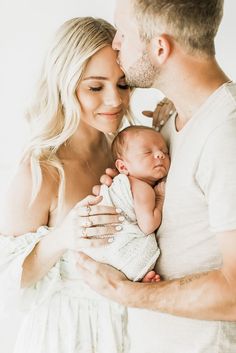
[131,0,224,56]
[111,125,157,161]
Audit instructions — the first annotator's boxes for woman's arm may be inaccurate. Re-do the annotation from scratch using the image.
[0,162,120,288]
[0,162,68,287]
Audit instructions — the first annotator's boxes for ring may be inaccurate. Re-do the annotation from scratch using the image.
[81,227,87,237]
[83,218,93,227]
[86,205,91,216]
[162,97,168,103]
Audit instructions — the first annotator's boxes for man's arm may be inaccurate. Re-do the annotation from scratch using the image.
[77,229,236,321]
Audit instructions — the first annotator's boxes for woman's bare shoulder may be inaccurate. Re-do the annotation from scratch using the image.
[0,160,59,236]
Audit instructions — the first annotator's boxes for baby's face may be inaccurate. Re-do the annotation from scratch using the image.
[123,130,170,182]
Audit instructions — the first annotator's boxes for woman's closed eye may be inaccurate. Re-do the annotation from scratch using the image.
[89,86,102,92]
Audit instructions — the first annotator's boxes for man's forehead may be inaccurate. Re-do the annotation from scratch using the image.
[115,0,132,18]
[114,0,138,31]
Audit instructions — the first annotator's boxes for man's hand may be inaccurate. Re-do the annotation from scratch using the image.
[142,97,175,130]
[77,252,129,304]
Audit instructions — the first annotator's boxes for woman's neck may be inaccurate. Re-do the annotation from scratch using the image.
[60,122,109,160]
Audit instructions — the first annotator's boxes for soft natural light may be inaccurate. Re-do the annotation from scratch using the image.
[0,1,236,352]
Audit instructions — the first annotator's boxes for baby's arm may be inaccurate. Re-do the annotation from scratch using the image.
[129,177,165,235]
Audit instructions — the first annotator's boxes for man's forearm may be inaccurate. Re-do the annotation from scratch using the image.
[119,269,236,321]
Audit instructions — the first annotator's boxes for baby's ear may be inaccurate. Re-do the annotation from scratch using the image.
[115,159,129,175]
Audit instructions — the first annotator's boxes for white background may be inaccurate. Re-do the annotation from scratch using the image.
[0,1,235,352]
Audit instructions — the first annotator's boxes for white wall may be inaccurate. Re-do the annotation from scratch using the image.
[0,1,235,352]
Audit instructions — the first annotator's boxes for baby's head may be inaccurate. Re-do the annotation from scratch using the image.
[111,126,170,184]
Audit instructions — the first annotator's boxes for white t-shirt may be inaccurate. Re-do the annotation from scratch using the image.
[149,82,236,352]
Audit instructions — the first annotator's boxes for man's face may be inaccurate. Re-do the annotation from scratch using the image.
[113,0,157,88]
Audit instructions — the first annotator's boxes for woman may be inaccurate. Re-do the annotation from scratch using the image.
[0,17,172,353]
[0,17,131,353]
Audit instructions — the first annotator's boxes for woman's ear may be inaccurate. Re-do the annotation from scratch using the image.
[115,159,129,175]
[149,34,171,65]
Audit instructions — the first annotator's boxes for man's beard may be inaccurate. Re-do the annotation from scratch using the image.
[123,50,159,88]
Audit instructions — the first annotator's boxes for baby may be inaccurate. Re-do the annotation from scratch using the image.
[86,125,170,281]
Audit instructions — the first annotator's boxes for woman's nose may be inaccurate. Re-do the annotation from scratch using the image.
[105,90,122,107]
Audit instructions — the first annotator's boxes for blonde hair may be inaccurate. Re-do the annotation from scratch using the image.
[131,0,224,56]
[23,17,117,208]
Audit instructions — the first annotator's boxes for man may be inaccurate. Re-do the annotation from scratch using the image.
[77,0,236,351]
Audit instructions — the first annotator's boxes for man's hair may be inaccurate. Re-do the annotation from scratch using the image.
[111,125,157,161]
[131,0,224,56]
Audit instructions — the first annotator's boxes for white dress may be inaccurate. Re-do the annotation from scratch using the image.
[0,228,129,353]
[0,174,159,353]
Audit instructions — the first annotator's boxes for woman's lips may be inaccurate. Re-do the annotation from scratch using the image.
[98,110,122,118]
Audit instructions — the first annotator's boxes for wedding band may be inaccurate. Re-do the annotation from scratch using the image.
[83,218,93,227]
[86,205,91,216]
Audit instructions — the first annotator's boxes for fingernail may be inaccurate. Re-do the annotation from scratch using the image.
[108,237,114,243]
[116,208,122,213]
[116,225,122,231]
[118,216,125,222]
[160,119,165,125]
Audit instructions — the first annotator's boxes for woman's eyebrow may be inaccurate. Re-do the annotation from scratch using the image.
[83,76,108,81]
[83,75,126,81]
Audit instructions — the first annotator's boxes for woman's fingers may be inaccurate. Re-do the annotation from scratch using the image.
[74,195,103,209]
[78,224,121,239]
[75,205,120,217]
[78,214,123,227]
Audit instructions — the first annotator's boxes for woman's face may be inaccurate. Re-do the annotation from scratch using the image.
[76,46,130,134]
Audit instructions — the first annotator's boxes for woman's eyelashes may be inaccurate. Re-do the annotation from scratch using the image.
[88,83,129,92]
[89,86,102,92]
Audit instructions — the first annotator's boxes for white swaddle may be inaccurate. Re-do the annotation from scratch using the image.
[85,174,160,281]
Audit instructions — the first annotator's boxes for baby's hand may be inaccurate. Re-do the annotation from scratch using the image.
[142,270,161,283]
[92,168,118,195]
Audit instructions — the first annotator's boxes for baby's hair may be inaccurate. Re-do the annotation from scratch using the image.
[111,125,157,161]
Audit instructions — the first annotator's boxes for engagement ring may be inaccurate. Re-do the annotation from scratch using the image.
[86,205,91,216]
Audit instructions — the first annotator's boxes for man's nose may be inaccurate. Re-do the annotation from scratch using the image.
[112,32,121,51]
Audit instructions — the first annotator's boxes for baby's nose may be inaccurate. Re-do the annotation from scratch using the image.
[154,151,165,159]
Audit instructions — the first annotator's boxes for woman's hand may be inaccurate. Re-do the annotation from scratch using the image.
[142,97,175,130]
[56,194,123,251]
